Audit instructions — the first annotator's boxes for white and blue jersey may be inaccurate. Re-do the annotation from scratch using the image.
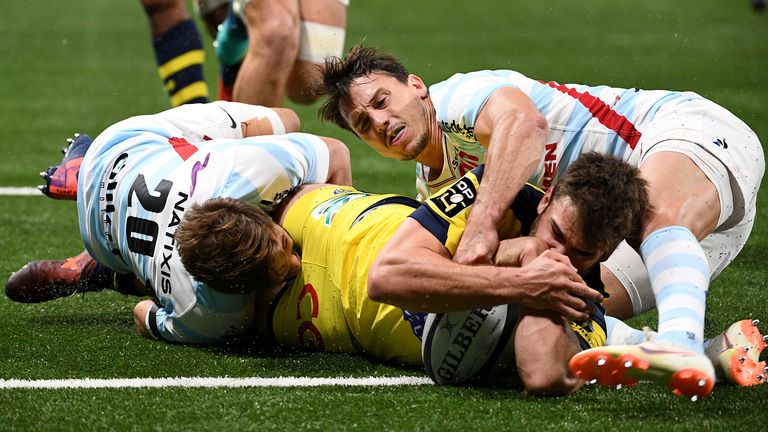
[77,102,330,344]
[417,69,703,197]
[419,70,763,316]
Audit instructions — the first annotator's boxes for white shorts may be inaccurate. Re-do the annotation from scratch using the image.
[603,97,764,315]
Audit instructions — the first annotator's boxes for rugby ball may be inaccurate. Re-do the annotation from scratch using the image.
[422,304,519,386]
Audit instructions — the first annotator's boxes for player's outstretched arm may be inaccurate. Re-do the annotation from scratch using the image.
[242,107,301,136]
[367,218,601,320]
[454,87,547,265]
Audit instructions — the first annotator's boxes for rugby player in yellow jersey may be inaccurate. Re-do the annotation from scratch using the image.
[175,153,649,395]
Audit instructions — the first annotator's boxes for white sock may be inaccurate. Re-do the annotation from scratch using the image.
[605,316,646,345]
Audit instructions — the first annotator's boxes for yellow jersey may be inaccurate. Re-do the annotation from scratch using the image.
[269,186,424,365]
[268,166,606,365]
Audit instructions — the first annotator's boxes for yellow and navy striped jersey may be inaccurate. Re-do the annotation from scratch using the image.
[411,165,607,349]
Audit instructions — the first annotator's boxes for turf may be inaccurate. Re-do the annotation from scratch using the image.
[1,0,767,430]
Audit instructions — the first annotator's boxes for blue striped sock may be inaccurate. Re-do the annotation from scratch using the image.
[640,226,709,353]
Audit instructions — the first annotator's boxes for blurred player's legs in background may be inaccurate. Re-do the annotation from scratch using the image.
[194,0,230,38]
[140,0,209,106]
[217,0,347,106]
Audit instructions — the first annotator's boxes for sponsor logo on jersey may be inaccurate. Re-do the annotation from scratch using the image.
[542,142,558,191]
[295,283,325,349]
[158,191,188,295]
[455,150,480,177]
[102,152,129,258]
[439,120,475,141]
[431,176,477,217]
[311,193,369,226]
[271,186,297,206]
[712,137,728,149]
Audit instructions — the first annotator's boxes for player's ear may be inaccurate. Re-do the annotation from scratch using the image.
[537,189,552,215]
[409,74,428,98]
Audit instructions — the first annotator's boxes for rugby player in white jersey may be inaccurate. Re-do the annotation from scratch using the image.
[315,45,766,397]
[5,101,351,345]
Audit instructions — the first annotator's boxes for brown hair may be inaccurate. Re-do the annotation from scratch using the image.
[316,44,410,131]
[550,153,649,252]
[176,198,282,294]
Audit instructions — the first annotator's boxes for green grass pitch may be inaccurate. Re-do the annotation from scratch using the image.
[1,0,767,430]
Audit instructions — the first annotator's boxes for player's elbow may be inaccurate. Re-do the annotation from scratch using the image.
[521,368,582,397]
[325,138,352,185]
[527,110,548,135]
[273,108,301,133]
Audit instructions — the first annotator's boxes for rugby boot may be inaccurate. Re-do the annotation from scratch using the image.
[705,319,767,386]
[569,342,716,400]
[214,1,248,66]
[38,133,92,200]
[5,250,112,303]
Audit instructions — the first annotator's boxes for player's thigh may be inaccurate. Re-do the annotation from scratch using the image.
[638,149,721,240]
[299,0,347,27]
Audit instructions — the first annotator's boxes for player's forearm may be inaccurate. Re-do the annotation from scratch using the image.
[473,110,546,227]
[368,251,530,312]
[241,107,300,136]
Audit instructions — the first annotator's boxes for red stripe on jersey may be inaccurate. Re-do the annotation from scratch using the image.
[168,137,198,161]
[541,81,641,149]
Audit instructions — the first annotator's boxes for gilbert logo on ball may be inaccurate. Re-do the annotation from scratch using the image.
[422,304,518,386]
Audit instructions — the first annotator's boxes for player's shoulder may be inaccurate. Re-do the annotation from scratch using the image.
[430,70,527,92]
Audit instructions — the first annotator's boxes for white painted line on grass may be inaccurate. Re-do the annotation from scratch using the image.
[0,187,41,196]
[0,376,433,389]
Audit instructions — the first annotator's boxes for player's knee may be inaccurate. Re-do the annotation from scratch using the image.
[243,4,299,53]
[141,0,189,35]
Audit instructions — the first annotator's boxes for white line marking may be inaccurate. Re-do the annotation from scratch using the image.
[0,376,433,389]
[0,187,42,196]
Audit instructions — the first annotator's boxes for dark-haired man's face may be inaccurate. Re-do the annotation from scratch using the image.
[531,195,605,274]
[342,73,430,161]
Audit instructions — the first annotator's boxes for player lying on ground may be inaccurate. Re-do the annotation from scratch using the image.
[315,45,765,398]
[5,101,351,344]
[171,153,763,396]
